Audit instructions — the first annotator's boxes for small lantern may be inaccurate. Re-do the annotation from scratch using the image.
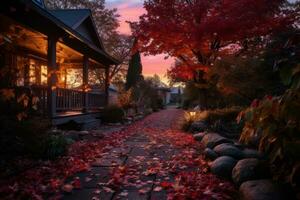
[189,111,196,117]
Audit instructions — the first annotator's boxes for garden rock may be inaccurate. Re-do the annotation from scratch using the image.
[189,121,208,132]
[90,130,105,139]
[193,132,206,141]
[232,158,269,185]
[239,179,285,200]
[65,130,81,141]
[214,143,244,159]
[210,156,237,179]
[203,148,218,160]
[201,133,233,148]
[242,148,263,159]
[233,142,245,149]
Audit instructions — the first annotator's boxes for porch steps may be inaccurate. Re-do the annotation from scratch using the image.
[81,118,101,130]
[52,112,102,130]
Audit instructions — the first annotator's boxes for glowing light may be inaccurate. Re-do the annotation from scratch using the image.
[41,65,47,85]
[189,111,196,117]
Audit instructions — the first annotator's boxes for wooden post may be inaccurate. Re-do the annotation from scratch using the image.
[36,61,41,85]
[47,36,58,118]
[105,66,110,106]
[83,55,89,112]
[24,62,30,86]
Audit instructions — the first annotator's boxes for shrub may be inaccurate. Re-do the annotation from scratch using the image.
[43,134,72,160]
[238,93,300,189]
[0,118,71,160]
[151,97,164,111]
[181,106,243,135]
[0,118,50,157]
[101,105,125,123]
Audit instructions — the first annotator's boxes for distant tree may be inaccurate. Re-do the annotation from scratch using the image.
[125,51,143,90]
[145,74,166,88]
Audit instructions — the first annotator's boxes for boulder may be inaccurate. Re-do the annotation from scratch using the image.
[239,179,285,200]
[201,133,233,149]
[242,148,263,159]
[189,121,208,132]
[233,142,245,149]
[193,132,206,141]
[203,148,218,160]
[65,130,81,141]
[214,143,244,159]
[210,156,237,179]
[232,158,269,185]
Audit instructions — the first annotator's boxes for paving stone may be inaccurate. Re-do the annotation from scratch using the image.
[113,189,151,200]
[110,147,132,155]
[124,141,149,147]
[127,136,150,142]
[62,188,114,200]
[150,189,168,200]
[130,147,150,157]
[65,167,112,189]
[92,154,127,167]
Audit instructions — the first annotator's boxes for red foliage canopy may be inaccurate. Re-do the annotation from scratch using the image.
[131,0,295,82]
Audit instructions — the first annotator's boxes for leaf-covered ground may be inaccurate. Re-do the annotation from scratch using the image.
[0,108,237,200]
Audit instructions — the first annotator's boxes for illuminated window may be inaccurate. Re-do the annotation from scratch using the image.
[41,65,47,85]
[29,63,36,84]
[66,68,82,89]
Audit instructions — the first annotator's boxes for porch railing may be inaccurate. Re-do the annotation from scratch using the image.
[56,88,106,112]
[88,92,106,109]
[56,88,85,111]
[15,86,106,116]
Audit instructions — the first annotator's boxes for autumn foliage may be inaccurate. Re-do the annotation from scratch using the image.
[131,0,296,82]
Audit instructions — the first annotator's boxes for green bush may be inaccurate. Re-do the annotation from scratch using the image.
[17,119,51,157]
[43,134,72,160]
[0,118,71,160]
[151,97,164,111]
[101,105,125,123]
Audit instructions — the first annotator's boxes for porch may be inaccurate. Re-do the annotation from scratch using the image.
[0,1,119,125]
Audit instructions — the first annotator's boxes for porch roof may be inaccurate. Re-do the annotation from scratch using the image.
[0,0,120,66]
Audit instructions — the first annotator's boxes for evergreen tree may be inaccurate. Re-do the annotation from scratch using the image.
[125,51,142,90]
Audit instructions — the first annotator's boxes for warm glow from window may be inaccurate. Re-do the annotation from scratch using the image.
[66,68,82,89]
[29,64,36,84]
[41,65,47,85]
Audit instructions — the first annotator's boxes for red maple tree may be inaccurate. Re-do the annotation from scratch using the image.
[131,0,295,82]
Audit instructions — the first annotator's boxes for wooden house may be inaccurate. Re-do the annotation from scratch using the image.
[0,0,119,126]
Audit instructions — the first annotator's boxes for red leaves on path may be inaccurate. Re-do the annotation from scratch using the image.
[0,109,236,199]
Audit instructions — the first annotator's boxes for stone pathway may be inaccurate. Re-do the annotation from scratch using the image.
[62,108,235,200]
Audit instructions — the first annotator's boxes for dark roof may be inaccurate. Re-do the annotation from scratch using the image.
[48,9,104,50]
[2,0,120,65]
[48,9,90,29]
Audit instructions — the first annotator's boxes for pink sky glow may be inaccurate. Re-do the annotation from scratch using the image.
[106,0,174,83]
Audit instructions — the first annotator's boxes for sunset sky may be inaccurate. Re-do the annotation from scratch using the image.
[106,0,174,83]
